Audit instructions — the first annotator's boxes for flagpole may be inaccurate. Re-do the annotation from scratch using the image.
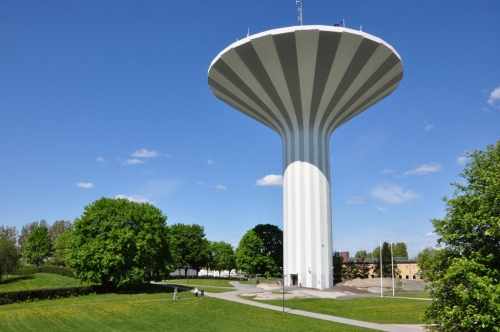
[380,240,383,298]
[391,242,395,297]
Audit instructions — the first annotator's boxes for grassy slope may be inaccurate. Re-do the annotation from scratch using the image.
[0,274,84,292]
[255,297,429,324]
[0,293,376,332]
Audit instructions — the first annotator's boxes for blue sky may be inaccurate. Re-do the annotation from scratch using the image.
[1,1,499,258]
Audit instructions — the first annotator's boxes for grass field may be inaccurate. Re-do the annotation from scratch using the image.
[253,297,429,324]
[0,292,376,332]
[0,274,84,292]
[162,279,235,293]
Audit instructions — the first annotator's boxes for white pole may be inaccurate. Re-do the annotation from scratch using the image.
[380,240,383,298]
[391,242,395,297]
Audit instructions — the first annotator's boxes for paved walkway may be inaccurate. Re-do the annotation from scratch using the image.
[162,281,426,332]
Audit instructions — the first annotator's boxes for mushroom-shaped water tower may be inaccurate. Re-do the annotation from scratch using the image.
[208,26,403,289]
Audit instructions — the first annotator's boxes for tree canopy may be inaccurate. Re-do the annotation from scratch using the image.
[23,225,52,267]
[167,223,207,275]
[48,220,73,245]
[67,197,170,289]
[0,226,18,245]
[18,220,48,252]
[0,238,18,282]
[210,241,236,276]
[425,140,500,331]
[235,229,275,277]
[252,224,283,271]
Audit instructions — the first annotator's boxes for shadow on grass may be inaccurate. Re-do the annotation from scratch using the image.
[0,275,34,285]
[110,283,175,295]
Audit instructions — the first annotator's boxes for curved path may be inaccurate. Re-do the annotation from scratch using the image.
[204,281,425,332]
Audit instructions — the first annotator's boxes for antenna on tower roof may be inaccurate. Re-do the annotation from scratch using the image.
[296,0,303,26]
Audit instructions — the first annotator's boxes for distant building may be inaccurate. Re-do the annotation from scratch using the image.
[352,258,422,280]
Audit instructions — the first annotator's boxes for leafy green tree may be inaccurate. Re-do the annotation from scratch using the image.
[18,220,48,253]
[235,230,275,277]
[48,220,73,245]
[372,242,393,277]
[252,224,283,275]
[51,230,72,266]
[0,238,19,282]
[391,242,408,259]
[354,250,373,260]
[416,246,439,280]
[211,241,236,276]
[425,140,500,331]
[0,226,18,245]
[332,252,343,283]
[24,225,52,267]
[67,197,170,289]
[167,223,207,276]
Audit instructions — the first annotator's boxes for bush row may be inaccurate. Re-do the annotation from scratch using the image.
[0,285,107,304]
[167,275,247,281]
[12,266,75,278]
[0,283,170,305]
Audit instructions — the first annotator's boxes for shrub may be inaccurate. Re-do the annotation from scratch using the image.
[13,266,75,278]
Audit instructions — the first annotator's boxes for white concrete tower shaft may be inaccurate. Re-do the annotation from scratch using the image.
[208,26,403,289]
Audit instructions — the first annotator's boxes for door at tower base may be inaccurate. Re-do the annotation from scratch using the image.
[208,25,403,290]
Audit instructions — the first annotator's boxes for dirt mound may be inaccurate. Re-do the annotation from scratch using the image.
[343,278,427,292]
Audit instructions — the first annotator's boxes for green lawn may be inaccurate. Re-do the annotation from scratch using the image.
[254,297,430,324]
[0,292,376,332]
[162,279,235,293]
[0,273,84,292]
[394,293,431,299]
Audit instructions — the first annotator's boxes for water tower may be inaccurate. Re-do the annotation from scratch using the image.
[208,25,403,289]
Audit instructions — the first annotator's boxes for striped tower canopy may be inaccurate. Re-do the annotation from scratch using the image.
[208,25,403,289]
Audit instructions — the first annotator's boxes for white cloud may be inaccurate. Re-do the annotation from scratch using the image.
[256,174,283,186]
[426,232,437,237]
[96,157,105,163]
[131,148,159,158]
[345,196,364,205]
[375,205,387,213]
[76,182,94,189]
[371,183,419,204]
[457,156,469,165]
[424,123,435,131]
[115,194,151,203]
[207,158,215,165]
[197,181,205,185]
[215,184,227,190]
[403,163,442,176]
[379,168,394,174]
[487,86,500,106]
[123,158,146,165]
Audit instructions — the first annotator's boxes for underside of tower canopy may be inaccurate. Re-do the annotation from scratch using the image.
[208,25,403,289]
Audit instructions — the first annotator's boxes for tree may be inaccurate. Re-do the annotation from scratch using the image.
[23,225,52,267]
[0,238,19,282]
[67,197,170,289]
[0,226,18,244]
[372,242,393,277]
[392,242,408,259]
[354,250,373,260]
[52,230,72,266]
[332,252,343,283]
[167,223,207,276]
[425,140,500,331]
[18,220,48,252]
[211,241,236,276]
[235,230,275,277]
[416,246,439,280]
[48,220,73,245]
[252,224,283,275]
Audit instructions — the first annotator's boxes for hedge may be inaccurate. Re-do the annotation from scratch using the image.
[0,283,172,305]
[167,275,247,281]
[12,266,75,278]
[0,285,107,304]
